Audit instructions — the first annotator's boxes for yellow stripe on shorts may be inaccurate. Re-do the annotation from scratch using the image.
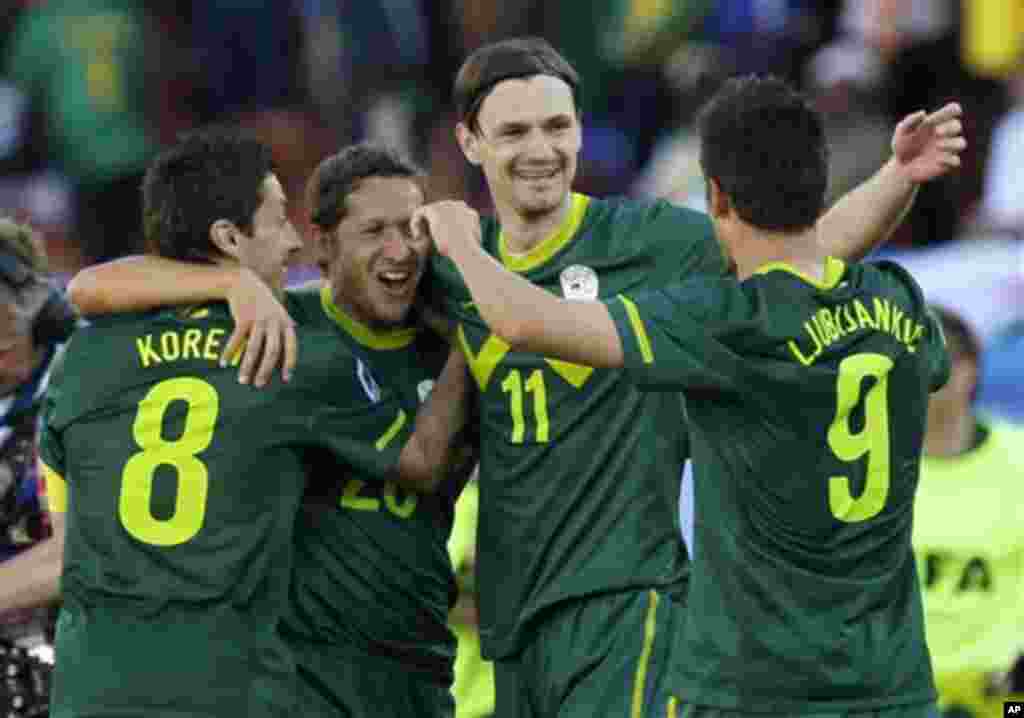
[631,589,661,718]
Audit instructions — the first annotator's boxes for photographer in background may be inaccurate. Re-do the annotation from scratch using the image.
[0,218,78,717]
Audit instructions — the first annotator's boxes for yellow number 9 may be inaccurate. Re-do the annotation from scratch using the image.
[827,353,894,523]
[120,378,219,546]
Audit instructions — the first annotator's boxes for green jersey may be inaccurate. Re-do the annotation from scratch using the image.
[607,257,950,712]
[38,302,416,718]
[282,287,459,679]
[431,192,726,658]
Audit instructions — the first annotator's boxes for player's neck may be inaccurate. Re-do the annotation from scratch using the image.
[923,410,977,457]
[495,194,573,255]
[732,225,823,281]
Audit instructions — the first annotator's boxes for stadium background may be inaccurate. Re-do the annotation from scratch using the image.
[0,1,1020,716]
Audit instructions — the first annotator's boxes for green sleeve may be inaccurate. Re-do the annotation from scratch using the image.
[604,278,746,392]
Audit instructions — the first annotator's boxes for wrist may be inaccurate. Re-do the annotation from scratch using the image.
[885,154,920,189]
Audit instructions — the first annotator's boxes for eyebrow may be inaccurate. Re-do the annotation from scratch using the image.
[494,114,573,131]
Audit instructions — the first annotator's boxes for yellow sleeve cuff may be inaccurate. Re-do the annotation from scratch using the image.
[39,459,67,514]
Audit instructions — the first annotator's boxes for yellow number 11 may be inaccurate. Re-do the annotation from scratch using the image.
[501,369,550,443]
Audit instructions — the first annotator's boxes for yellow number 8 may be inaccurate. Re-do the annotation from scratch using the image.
[827,353,894,523]
[119,377,219,546]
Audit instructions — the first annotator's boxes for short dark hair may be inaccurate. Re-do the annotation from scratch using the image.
[697,75,828,232]
[306,143,422,231]
[142,127,274,263]
[453,37,582,133]
[930,305,980,366]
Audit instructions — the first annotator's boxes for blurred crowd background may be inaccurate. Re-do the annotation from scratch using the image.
[1,1,1022,420]
[0,2,1021,717]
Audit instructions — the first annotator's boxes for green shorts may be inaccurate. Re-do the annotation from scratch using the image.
[291,638,454,718]
[678,702,942,718]
[493,589,681,718]
[51,602,295,718]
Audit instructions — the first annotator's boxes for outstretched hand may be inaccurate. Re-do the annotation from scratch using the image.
[891,102,966,184]
[220,269,297,387]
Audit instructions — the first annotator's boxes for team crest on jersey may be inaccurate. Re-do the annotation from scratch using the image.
[417,380,435,403]
[560,264,599,301]
[356,359,381,403]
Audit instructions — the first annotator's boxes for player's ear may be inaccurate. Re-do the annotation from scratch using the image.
[706,178,731,220]
[209,219,242,260]
[311,225,332,268]
[456,123,481,166]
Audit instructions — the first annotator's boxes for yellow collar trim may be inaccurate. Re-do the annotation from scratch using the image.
[498,193,590,273]
[752,256,846,290]
[319,286,418,350]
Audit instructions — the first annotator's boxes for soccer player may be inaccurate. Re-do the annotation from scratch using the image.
[281,145,473,718]
[424,37,964,717]
[66,143,474,718]
[913,306,1024,718]
[416,74,953,716]
[42,130,467,718]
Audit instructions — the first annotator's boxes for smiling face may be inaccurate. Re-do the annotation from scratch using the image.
[321,176,428,328]
[458,74,582,223]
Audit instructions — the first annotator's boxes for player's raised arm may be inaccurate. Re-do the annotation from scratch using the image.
[417,201,625,369]
[817,102,965,261]
[67,255,297,386]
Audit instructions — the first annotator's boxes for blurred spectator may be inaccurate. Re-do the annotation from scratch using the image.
[810,0,1008,246]
[977,64,1024,231]
[447,475,494,718]
[3,0,166,265]
[190,1,306,122]
[0,220,76,706]
[632,4,836,204]
[913,305,1024,718]
[299,0,457,156]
